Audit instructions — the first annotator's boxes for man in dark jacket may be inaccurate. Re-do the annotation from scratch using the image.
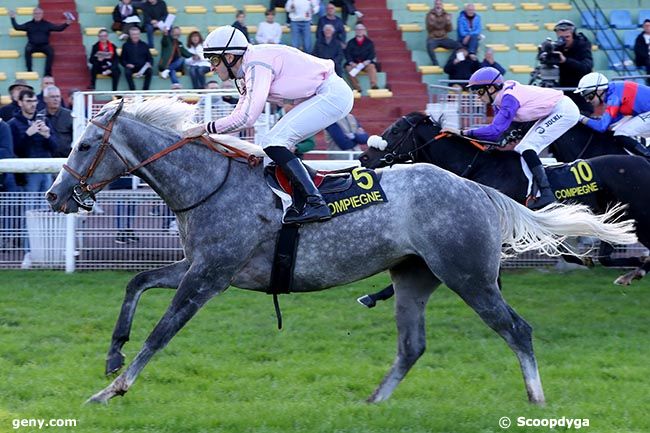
[120,26,153,90]
[43,86,73,157]
[443,47,480,85]
[313,24,345,77]
[0,118,18,192]
[316,3,346,46]
[8,89,58,192]
[553,19,594,114]
[138,0,168,48]
[9,7,72,76]
[0,80,33,122]
[344,23,378,92]
[634,19,650,84]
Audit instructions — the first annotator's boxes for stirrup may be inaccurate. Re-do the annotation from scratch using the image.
[283,201,331,224]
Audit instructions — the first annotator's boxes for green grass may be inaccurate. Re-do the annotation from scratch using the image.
[0,268,648,433]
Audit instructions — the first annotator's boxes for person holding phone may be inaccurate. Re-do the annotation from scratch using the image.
[443,46,479,87]
[7,89,58,192]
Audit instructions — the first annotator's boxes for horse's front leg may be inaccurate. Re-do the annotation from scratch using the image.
[88,263,228,404]
[106,259,190,376]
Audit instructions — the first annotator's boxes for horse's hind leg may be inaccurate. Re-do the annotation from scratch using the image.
[88,264,230,404]
[368,258,439,403]
[106,259,190,376]
[446,276,545,405]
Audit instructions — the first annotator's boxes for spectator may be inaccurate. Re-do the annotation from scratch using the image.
[256,9,283,44]
[316,2,346,46]
[313,24,345,77]
[552,19,593,114]
[0,117,18,192]
[36,76,54,110]
[426,0,460,66]
[443,47,480,86]
[43,86,73,157]
[108,177,139,244]
[89,29,122,91]
[66,88,80,111]
[120,26,153,90]
[159,26,192,89]
[185,31,211,89]
[112,0,140,37]
[634,19,650,85]
[9,7,72,77]
[232,10,251,43]
[0,80,33,122]
[269,0,290,24]
[330,0,362,25]
[324,112,368,158]
[344,23,379,92]
[8,89,58,192]
[457,3,481,55]
[286,0,319,51]
[139,0,168,48]
[480,47,505,75]
[196,81,236,120]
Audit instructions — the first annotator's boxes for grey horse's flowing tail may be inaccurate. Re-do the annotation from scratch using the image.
[478,185,638,258]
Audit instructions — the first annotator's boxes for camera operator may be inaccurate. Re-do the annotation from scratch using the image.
[550,19,594,114]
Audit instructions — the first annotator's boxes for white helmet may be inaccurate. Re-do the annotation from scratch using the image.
[203,26,248,58]
[574,72,609,97]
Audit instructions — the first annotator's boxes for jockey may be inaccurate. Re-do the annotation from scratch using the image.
[574,72,650,158]
[183,26,354,224]
[443,66,580,209]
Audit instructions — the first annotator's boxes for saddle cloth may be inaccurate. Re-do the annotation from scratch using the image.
[264,163,388,219]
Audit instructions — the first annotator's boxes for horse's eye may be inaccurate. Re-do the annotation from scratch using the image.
[78,143,91,152]
[391,127,399,134]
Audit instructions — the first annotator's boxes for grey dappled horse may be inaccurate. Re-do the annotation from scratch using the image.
[46,98,636,405]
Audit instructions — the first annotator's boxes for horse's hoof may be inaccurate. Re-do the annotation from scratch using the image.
[614,276,630,286]
[85,390,112,405]
[105,352,125,376]
[357,295,376,309]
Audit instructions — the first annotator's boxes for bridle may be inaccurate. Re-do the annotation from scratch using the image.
[378,115,501,178]
[63,99,262,212]
[380,115,438,165]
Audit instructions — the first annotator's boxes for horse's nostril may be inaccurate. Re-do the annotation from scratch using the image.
[46,192,57,202]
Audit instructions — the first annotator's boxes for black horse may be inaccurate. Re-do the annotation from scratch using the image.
[356,113,650,308]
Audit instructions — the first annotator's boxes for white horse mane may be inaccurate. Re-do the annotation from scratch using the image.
[101,97,266,157]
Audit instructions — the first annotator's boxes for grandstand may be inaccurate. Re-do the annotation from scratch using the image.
[2,0,650,132]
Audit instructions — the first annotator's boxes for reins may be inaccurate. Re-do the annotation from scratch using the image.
[63,100,262,212]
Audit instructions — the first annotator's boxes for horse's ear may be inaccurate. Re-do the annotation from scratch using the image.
[110,98,125,122]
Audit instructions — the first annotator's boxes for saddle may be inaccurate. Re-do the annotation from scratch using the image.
[265,163,354,197]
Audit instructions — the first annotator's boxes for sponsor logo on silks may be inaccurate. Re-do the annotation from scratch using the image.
[543,113,562,128]
[324,167,388,217]
[552,160,599,200]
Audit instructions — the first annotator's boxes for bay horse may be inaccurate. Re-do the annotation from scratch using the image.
[46,98,635,405]
[359,112,650,290]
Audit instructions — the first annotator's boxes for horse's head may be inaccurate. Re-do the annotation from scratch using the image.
[47,99,131,213]
[359,112,440,168]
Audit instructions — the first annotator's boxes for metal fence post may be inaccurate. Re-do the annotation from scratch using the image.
[65,214,76,273]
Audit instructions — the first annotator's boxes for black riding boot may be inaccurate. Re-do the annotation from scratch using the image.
[281,159,331,224]
[522,150,555,210]
[615,135,650,158]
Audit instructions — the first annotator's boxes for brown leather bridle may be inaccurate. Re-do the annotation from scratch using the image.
[63,98,262,211]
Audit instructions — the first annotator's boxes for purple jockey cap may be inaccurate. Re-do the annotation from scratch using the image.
[467,67,504,89]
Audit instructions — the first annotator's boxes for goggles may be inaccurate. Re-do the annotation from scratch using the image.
[207,55,222,68]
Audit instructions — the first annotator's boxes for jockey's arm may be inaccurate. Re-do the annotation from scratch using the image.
[580,105,620,133]
[206,64,273,134]
[464,94,520,142]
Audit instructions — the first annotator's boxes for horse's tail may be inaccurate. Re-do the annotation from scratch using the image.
[478,185,637,258]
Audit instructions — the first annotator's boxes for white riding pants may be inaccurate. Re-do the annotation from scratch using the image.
[612,111,650,137]
[514,95,580,155]
[260,74,354,151]
[514,95,580,194]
